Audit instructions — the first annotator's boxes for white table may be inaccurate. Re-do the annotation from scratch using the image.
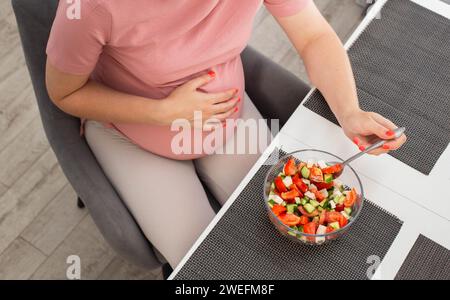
[170,0,450,280]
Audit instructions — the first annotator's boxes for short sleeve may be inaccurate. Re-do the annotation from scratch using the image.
[46,0,111,75]
[264,0,311,17]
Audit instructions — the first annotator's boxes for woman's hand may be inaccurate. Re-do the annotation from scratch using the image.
[158,71,240,128]
[275,2,405,156]
[339,109,407,155]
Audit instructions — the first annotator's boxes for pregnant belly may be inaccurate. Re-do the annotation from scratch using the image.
[112,56,245,160]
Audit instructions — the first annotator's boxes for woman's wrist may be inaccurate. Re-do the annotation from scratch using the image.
[334,104,362,127]
[144,98,171,126]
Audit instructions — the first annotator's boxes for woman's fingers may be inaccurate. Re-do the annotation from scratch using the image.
[347,112,406,156]
[186,71,216,90]
[211,105,238,121]
[201,97,239,130]
[351,135,386,155]
[207,88,239,104]
[371,113,407,150]
[350,135,362,147]
[351,135,373,152]
[364,115,393,140]
[366,113,406,153]
[383,133,407,151]
[351,133,406,155]
[352,135,371,152]
[371,113,397,131]
[211,97,240,114]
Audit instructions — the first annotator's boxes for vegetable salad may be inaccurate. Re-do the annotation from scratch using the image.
[268,158,358,239]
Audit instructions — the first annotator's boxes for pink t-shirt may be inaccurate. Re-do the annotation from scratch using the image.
[47,0,310,159]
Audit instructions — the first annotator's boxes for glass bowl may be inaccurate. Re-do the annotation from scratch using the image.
[263,149,364,245]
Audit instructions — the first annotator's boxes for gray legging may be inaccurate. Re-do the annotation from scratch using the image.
[85,94,272,267]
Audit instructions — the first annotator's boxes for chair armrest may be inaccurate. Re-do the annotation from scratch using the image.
[241,46,312,127]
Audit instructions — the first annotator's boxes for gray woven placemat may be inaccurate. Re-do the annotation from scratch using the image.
[395,234,450,280]
[303,0,450,175]
[174,150,403,280]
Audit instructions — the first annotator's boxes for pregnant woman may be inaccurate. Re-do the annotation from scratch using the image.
[45,0,406,267]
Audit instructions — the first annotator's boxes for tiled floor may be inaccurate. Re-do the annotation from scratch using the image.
[0,0,366,279]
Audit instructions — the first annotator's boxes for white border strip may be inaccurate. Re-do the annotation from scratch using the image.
[371,226,419,280]
[344,0,388,50]
[411,0,450,19]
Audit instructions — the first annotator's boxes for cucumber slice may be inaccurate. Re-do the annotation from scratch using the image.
[317,206,324,212]
[303,203,315,214]
[268,199,276,208]
[344,207,352,215]
[294,197,301,205]
[341,211,350,220]
[324,173,334,183]
[301,166,310,179]
[312,216,319,223]
[319,199,328,207]
[329,222,340,230]
[310,199,320,208]
[301,198,308,206]
[286,204,297,214]
[288,230,297,236]
[337,195,346,205]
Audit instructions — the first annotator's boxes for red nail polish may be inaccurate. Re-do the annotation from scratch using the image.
[234,107,239,112]
[386,130,394,136]
[359,145,366,151]
[208,70,216,78]
[223,122,226,128]
[237,97,241,102]
[353,137,360,145]
[382,144,390,150]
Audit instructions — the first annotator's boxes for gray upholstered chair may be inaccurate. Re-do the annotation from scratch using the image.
[12,0,310,275]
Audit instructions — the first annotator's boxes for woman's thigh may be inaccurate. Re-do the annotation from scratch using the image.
[194,94,272,205]
[85,120,215,268]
